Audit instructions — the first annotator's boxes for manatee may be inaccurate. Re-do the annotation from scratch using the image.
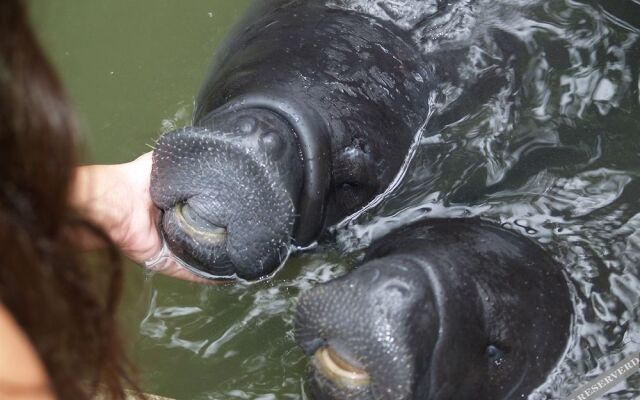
[150,0,436,280]
[295,218,573,400]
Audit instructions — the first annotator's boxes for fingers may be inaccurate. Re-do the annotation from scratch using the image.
[143,242,225,285]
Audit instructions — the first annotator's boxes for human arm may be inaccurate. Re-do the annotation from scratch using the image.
[0,305,54,400]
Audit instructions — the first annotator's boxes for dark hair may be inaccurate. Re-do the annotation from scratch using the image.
[0,1,138,399]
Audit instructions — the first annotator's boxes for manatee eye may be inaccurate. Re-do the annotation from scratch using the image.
[336,181,374,214]
[333,147,378,213]
[340,182,359,192]
[485,344,505,362]
[336,182,366,212]
[259,131,286,160]
[236,115,257,134]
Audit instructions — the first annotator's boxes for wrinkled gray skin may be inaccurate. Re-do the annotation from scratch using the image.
[295,219,573,400]
[151,0,435,280]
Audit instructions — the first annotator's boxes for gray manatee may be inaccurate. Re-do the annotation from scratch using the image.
[295,219,573,399]
[150,0,436,280]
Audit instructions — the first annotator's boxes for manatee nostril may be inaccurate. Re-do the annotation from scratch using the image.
[366,269,380,284]
[237,115,257,134]
[383,282,411,298]
[259,131,286,160]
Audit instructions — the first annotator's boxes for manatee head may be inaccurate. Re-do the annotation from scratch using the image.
[151,107,303,281]
[295,247,571,399]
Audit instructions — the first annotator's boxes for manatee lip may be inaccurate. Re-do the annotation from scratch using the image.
[174,202,227,245]
[313,347,371,388]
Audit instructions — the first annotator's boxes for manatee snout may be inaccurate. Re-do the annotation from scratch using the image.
[150,108,303,280]
[295,258,438,400]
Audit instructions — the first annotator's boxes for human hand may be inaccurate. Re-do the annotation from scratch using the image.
[72,152,212,283]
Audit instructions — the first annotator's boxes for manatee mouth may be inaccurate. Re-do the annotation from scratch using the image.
[174,202,227,246]
[313,347,370,388]
[159,200,236,280]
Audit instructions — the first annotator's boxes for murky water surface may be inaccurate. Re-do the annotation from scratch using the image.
[35,0,640,398]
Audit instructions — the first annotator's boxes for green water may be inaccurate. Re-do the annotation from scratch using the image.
[33,1,249,164]
[32,1,640,399]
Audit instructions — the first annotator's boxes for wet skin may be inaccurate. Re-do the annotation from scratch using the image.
[150,0,434,280]
[295,219,573,400]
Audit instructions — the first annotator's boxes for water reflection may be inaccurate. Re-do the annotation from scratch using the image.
[137,0,640,398]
